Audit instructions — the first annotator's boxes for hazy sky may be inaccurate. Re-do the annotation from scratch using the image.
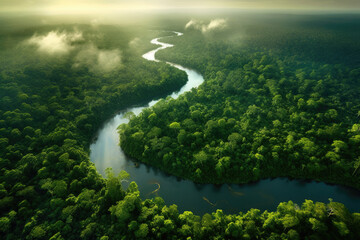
[1,0,359,13]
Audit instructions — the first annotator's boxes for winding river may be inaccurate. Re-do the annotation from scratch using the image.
[90,31,360,215]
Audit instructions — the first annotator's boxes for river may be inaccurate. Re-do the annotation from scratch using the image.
[90,31,360,215]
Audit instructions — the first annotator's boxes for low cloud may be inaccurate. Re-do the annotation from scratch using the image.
[25,29,121,73]
[129,37,141,48]
[90,19,101,28]
[73,44,122,73]
[26,31,83,55]
[185,18,227,33]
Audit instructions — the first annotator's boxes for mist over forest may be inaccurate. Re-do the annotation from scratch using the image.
[1,3,360,239]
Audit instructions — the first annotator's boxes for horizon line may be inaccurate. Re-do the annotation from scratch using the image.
[1,6,360,15]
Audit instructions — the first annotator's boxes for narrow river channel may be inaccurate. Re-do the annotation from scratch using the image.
[90,31,360,215]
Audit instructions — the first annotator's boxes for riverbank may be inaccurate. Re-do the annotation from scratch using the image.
[119,29,360,210]
[92,31,360,215]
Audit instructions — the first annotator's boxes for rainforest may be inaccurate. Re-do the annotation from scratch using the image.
[1,2,360,240]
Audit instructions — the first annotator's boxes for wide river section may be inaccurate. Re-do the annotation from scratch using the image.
[90,31,360,215]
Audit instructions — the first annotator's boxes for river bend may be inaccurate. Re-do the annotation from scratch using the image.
[90,31,360,215]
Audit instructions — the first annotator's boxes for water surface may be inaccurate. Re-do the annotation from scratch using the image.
[90,31,360,215]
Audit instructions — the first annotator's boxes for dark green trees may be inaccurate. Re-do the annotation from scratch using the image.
[120,29,360,190]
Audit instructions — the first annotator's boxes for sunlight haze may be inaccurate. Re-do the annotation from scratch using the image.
[1,0,360,13]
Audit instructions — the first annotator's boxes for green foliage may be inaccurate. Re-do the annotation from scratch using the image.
[134,223,149,238]
[29,226,46,239]
[109,182,141,224]
[120,22,360,190]
[1,15,360,239]
[0,217,11,233]
[0,22,188,239]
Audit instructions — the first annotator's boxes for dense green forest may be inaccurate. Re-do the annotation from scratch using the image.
[1,15,360,239]
[119,15,360,237]
[120,17,360,188]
